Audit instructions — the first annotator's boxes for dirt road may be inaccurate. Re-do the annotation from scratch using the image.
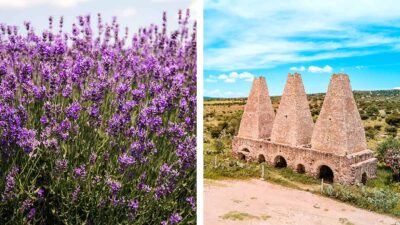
[204,179,400,225]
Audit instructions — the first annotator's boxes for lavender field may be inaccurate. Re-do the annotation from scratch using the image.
[0,10,196,224]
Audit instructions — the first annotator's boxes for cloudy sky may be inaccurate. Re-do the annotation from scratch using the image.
[204,0,400,97]
[0,0,197,38]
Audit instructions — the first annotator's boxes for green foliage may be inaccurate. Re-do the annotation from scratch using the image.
[365,126,377,140]
[366,105,379,117]
[376,138,400,161]
[374,124,382,131]
[386,114,400,127]
[213,140,225,154]
[322,185,399,213]
[384,149,400,181]
[360,114,369,120]
[385,126,398,137]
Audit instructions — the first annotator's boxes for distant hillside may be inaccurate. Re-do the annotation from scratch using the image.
[204,90,400,102]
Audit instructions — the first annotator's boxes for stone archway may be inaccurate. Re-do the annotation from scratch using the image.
[361,172,367,185]
[258,154,266,163]
[238,152,246,161]
[318,165,334,183]
[274,155,287,168]
[296,164,305,174]
[241,148,250,152]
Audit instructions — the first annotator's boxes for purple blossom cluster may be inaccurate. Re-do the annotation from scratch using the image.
[0,10,196,224]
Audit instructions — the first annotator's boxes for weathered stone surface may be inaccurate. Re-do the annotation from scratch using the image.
[311,74,367,155]
[237,77,275,139]
[271,73,314,146]
[233,73,377,185]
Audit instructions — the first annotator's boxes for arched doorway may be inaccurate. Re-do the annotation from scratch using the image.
[238,152,246,161]
[274,155,287,168]
[318,165,334,183]
[241,148,250,152]
[296,164,305,174]
[361,172,367,185]
[258,154,266,163]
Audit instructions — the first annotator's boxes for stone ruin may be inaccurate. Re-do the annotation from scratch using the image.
[233,73,377,184]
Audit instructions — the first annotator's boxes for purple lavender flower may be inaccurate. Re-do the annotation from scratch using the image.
[186,196,196,211]
[27,208,36,220]
[2,166,19,200]
[74,165,86,178]
[118,153,135,168]
[65,102,81,120]
[160,163,172,175]
[72,185,81,201]
[40,115,48,125]
[16,128,39,153]
[127,199,139,211]
[106,179,122,193]
[37,188,45,199]
[89,152,97,164]
[169,213,182,224]
[55,159,68,171]
[0,10,196,224]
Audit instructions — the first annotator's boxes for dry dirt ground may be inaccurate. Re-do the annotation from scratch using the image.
[204,179,400,225]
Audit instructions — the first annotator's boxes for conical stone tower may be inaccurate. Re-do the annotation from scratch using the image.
[311,74,367,155]
[237,77,275,139]
[271,73,314,146]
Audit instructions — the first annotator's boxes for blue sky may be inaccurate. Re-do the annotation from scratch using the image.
[204,0,400,97]
[0,0,196,39]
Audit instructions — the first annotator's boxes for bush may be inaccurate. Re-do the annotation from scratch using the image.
[210,127,222,139]
[384,149,400,181]
[386,114,400,127]
[322,185,399,213]
[366,106,379,117]
[376,138,400,161]
[385,126,398,137]
[366,129,377,139]
[374,124,382,131]
[214,140,225,154]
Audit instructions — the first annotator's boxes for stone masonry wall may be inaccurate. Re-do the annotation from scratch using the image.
[233,73,377,185]
[232,137,377,184]
[311,74,367,155]
[237,77,275,139]
[271,73,314,146]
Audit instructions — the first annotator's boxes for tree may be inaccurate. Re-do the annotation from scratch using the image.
[384,148,400,181]
[376,138,400,161]
[386,114,400,127]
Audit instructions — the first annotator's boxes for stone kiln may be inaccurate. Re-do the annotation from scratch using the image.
[232,73,377,184]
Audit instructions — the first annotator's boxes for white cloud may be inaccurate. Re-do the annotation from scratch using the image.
[205,89,245,98]
[393,87,400,90]
[0,0,89,8]
[115,8,136,18]
[214,71,255,83]
[308,65,333,73]
[290,66,305,71]
[355,65,366,69]
[204,0,400,71]
[205,78,217,83]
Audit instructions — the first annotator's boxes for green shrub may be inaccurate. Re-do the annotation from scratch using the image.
[384,148,400,181]
[361,114,369,120]
[214,140,225,154]
[210,127,222,138]
[322,185,399,213]
[386,114,400,127]
[374,124,382,131]
[385,126,398,137]
[376,138,400,161]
